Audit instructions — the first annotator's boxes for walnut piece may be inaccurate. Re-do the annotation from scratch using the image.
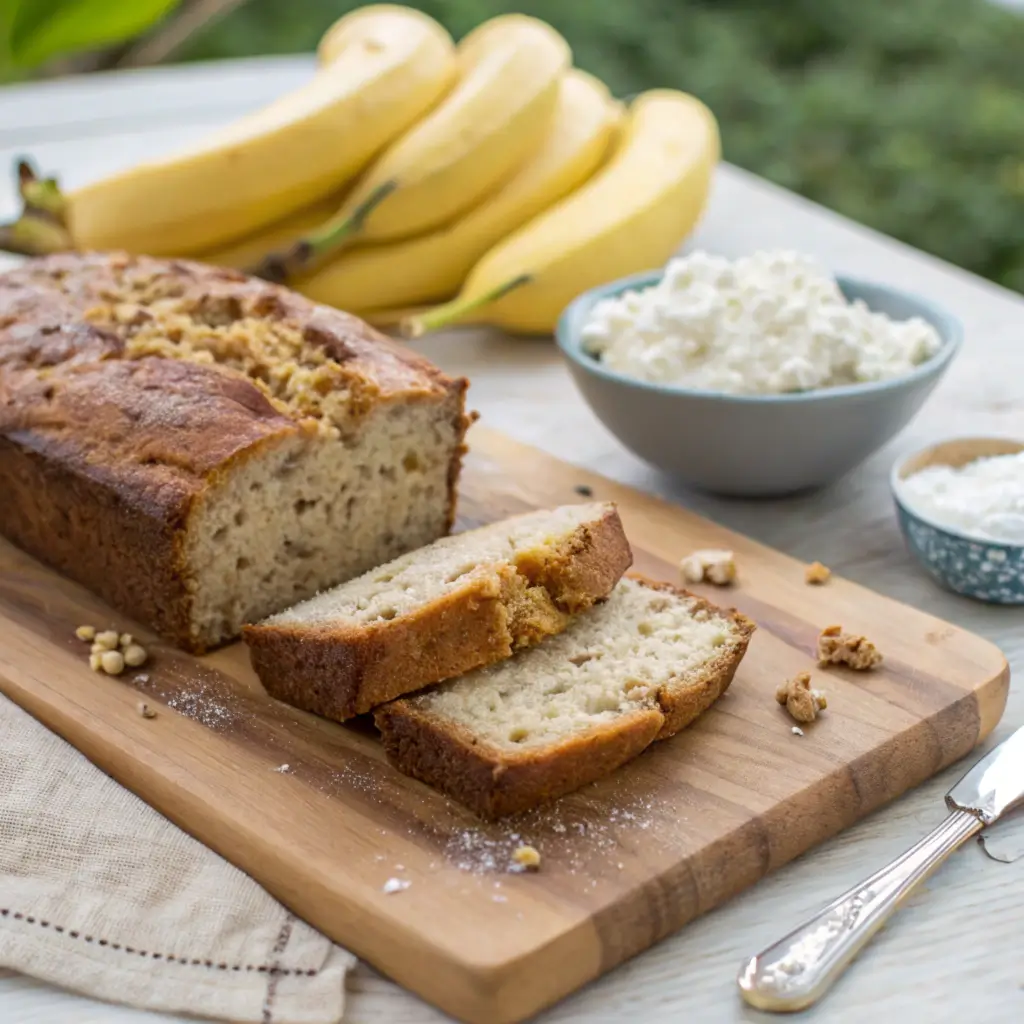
[137,701,157,719]
[805,561,832,585]
[775,671,828,724]
[680,549,737,586]
[511,844,541,871]
[817,624,883,670]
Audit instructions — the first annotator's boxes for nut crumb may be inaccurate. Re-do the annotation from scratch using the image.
[123,644,148,668]
[273,764,290,773]
[805,561,831,585]
[791,726,804,736]
[100,650,125,675]
[75,625,95,641]
[775,671,827,723]
[511,845,541,871]
[94,630,120,651]
[382,878,410,894]
[818,624,882,670]
[137,701,157,719]
[680,549,736,586]
[134,673,150,684]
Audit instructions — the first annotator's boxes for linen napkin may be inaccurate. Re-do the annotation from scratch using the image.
[0,692,354,1023]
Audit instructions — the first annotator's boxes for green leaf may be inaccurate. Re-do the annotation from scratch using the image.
[8,0,183,69]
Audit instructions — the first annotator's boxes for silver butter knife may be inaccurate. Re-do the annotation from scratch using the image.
[738,726,1024,1012]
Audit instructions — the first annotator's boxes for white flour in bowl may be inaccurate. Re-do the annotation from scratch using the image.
[900,451,1024,542]
[580,250,942,395]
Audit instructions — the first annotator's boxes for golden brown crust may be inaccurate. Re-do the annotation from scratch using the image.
[0,252,470,651]
[515,505,634,612]
[375,575,755,818]
[374,701,664,820]
[244,505,633,719]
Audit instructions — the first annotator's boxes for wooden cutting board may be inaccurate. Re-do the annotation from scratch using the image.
[0,426,1008,1024]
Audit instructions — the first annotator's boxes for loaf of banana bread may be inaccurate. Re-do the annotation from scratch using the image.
[0,253,471,652]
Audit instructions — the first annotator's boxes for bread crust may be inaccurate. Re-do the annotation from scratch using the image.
[375,701,664,819]
[375,575,755,818]
[244,504,633,719]
[0,253,471,650]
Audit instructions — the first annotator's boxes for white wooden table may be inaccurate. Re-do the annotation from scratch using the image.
[1,56,1023,1024]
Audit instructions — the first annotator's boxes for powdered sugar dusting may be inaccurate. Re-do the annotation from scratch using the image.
[441,792,661,875]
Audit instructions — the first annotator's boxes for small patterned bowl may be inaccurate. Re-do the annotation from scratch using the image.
[891,437,1024,604]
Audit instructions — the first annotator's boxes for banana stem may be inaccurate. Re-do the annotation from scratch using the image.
[251,180,398,283]
[0,159,74,257]
[402,274,532,337]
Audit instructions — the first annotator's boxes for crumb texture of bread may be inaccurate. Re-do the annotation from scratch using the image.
[0,253,470,651]
[245,502,632,720]
[375,576,754,818]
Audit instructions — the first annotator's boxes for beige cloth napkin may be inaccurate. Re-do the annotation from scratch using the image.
[0,693,354,1023]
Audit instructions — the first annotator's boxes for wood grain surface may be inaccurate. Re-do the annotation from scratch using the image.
[0,425,1008,1024]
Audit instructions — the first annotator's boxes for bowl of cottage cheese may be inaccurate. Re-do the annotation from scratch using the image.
[892,438,1024,603]
[556,250,961,496]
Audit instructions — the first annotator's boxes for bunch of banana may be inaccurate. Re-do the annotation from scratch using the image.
[0,5,722,337]
[5,6,457,257]
[254,13,571,280]
[287,69,621,313]
[403,89,721,336]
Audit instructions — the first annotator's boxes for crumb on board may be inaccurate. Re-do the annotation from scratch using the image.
[136,701,157,719]
[511,845,541,871]
[100,650,125,676]
[818,624,882,670]
[680,549,737,586]
[77,625,149,673]
[273,764,290,773]
[791,726,805,737]
[574,483,594,497]
[382,878,410,895]
[94,630,119,651]
[805,561,831,585]
[123,644,148,667]
[134,673,150,685]
[775,671,827,724]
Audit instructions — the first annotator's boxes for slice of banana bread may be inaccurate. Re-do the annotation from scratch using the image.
[0,253,471,651]
[375,576,754,818]
[244,502,632,720]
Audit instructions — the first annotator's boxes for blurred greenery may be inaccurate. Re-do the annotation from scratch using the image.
[0,0,180,71]
[174,0,1024,294]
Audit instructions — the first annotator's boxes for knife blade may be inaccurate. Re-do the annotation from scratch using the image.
[738,726,1024,1013]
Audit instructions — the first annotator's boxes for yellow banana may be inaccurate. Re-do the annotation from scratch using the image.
[64,7,456,256]
[259,14,571,279]
[199,196,342,271]
[296,69,621,312]
[405,90,720,337]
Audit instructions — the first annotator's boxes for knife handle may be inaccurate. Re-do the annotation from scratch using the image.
[737,808,982,1012]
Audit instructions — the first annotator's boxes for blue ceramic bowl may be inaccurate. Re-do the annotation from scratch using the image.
[556,269,962,497]
[891,438,1024,604]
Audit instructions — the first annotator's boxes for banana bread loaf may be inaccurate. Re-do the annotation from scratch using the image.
[244,502,632,720]
[0,252,471,652]
[375,576,754,818]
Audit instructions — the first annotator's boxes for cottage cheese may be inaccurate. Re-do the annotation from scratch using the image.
[901,451,1024,543]
[580,250,942,395]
